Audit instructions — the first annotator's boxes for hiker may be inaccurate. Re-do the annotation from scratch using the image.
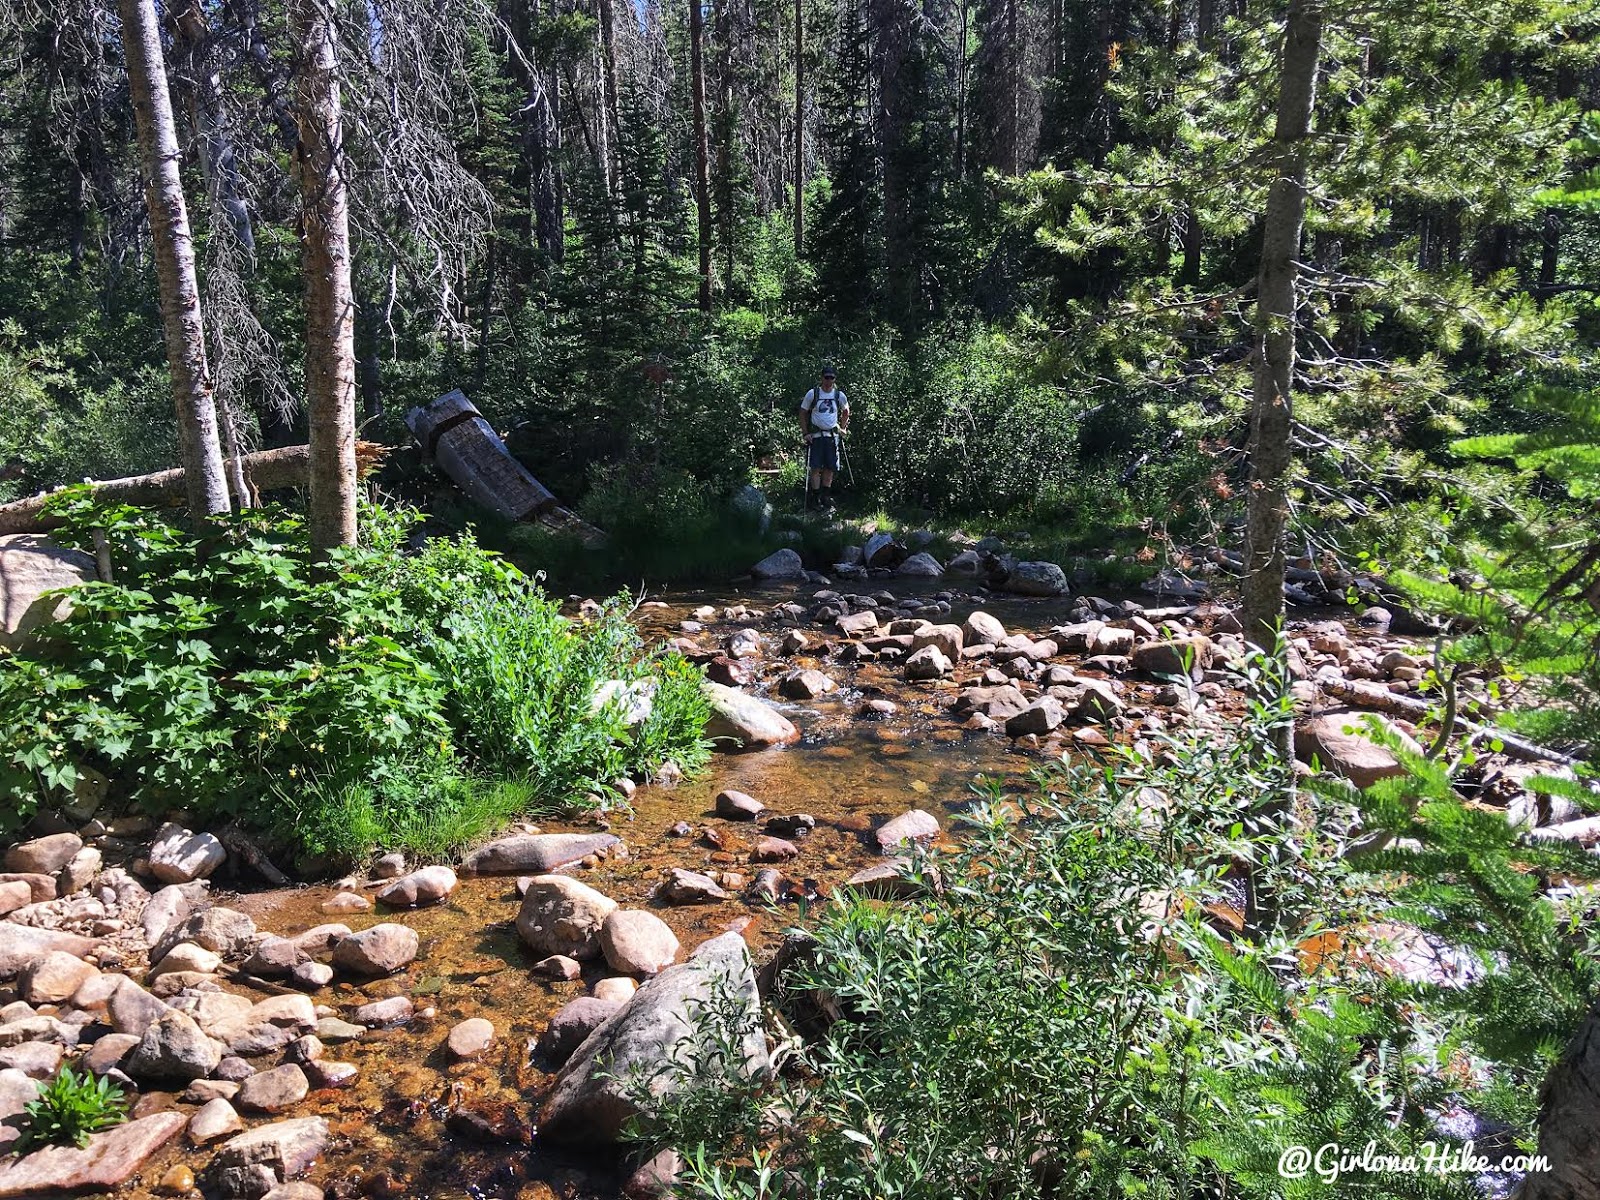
[800,363,850,511]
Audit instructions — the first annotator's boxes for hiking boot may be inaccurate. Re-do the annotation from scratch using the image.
[820,488,835,512]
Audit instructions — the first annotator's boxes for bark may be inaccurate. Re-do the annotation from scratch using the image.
[0,443,389,536]
[1519,1003,1600,1200]
[596,0,623,201]
[1241,0,1323,653]
[793,0,805,253]
[171,0,256,257]
[690,0,714,311]
[116,0,232,519]
[289,0,359,554]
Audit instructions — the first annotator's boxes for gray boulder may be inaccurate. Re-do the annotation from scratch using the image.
[123,1010,222,1084]
[0,534,96,648]
[1002,561,1069,596]
[538,932,770,1146]
[461,833,619,875]
[750,549,805,582]
[896,552,943,578]
[703,683,800,751]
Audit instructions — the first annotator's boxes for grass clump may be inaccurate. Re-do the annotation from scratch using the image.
[15,1068,127,1152]
[0,495,709,861]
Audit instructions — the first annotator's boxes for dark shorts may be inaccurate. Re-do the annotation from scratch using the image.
[808,433,840,472]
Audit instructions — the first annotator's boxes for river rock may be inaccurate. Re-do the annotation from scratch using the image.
[81,1032,139,1075]
[59,847,101,896]
[461,833,620,875]
[600,910,680,976]
[0,882,34,918]
[954,684,1031,722]
[148,824,226,885]
[4,833,82,876]
[836,611,879,637]
[1003,561,1069,596]
[330,924,418,976]
[1294,711,1423,789]
[862,533,898,567]
[703,682,800,751]
[0,1110,188,1198]
[778,669,835,700]
[204,1117,330,1197]
[212,995,317,1056]
[875,810,940,852]
[897,552,943,577]
[517,875,618,960]
[21,951,95,1005]
[904,645,952,680]
[152,941,222,977]
[238,1064,310,1113]
[124,1009,222,1084]
[107,978,170,1037]
[140,883,199,948]
[912,624,964,659]
[750,549,805,581]
[593,976,639,1004]
[660,868,729,904]
[376,865,457,908]
[351,996,413,1028]
[242,937,309,978]
[314,1019,364,1044]
[531,954,582,981]
[446,1017,496,1060]
[0,924,97,982]
[538,932,770,1146]
[536,997,622,1068]
[190,1097,246,1145]
[752,836,799,862]
[1005,696,1066,737]
[1130,634,1214,678]
[0,1040,61,1078]
[0,534,96,649]
[962,611,1007,646]
[714,790,764,820]
[151,906,257,964]
[318,892,371,914]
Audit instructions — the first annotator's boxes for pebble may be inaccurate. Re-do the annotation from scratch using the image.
[158,1164,196,1194]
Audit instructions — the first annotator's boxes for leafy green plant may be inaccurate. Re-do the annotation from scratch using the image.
[15,1068,128,1152]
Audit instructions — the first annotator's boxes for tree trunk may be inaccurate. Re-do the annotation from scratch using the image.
[596,0,623,202]
[171,0,256,258]
[1520,1003,1600,1200]
[289,0,359,554]
[690,0,713,311]
[794,0,805,253]
[1241,0,1323,653]
[116,0,231,519]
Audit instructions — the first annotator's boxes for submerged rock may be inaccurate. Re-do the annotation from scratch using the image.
[703,683,800,751]
[461,833,620,875]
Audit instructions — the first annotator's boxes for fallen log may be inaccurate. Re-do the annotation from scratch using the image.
[0,442,388,535]
[406,390,606,546]
[1320,676,1581,767]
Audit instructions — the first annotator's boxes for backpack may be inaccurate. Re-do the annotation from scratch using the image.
[807,388,844,430]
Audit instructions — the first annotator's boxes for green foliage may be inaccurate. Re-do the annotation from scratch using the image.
[15,1068,128,1153]
[0,499,709,858]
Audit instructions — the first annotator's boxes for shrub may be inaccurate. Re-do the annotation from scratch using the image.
[15,1068,127,1152]
[0,498,710,857]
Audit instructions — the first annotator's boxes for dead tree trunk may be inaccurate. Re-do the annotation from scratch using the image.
[116,0,231,519]
[289,0,359,554]
[793,0,805,253]
[691,0,713,311]
[1241,0,1322,653]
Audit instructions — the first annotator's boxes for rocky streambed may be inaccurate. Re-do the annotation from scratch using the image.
[0,577,1561,1200]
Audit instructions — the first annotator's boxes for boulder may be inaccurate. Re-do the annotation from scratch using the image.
[911,624,964,659]
[962,611,1007,646]
[350,996,413,1028]
[954,684,1031,723]
[875,810,941,853]
[107,978,170,1037]
[237,1064,310,1113]
[0,1111,187,1198]
[58,847,101,896]
[516,875,618,960]
[1130,635,1214,678]
[538,932,770,1146]
[148,824,226,885]
[904,645,952,680]
[204,1118,329,1197]
[862,533,898,567]
[600,910,681,976]
[593,976,639,1004]
[150,906,257,965]
[0,534,95,649]
[535,997,623,1068]
[729,485,773,534]
[1005,696,1066,737]
[4,833,82,876]
[190,1097,246,1145]
[750,549,805,582]
[946,550,982,575]
[896,552,943,578]
[80,1032,139,1076]
[0,925,96,982]
[446,1018,496,1061]
[703,682,800,751]
[0,1041,61,1079]
[318,892,371,914]
[0,874,55,905]
[659,869,729,904]
[123,1009,222,1084]
[835,611,879,637]
[152,941,222,978]
[777,669,836,700]
[714,790,764,820]
[461,833,620,875]
[376,865,457,908]
[242,938,309,979]
[331,924,418,976]
[1002,561,1069,596]
[20,951,95,1005]
[1294,712,1423,790]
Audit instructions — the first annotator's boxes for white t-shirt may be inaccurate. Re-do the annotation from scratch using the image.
[802,387,849,431]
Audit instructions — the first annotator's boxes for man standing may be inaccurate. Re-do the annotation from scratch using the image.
[800,363,850,511]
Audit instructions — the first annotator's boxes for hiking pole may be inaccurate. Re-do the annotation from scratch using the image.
[840,430,857,489]
[803,433,812,511]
